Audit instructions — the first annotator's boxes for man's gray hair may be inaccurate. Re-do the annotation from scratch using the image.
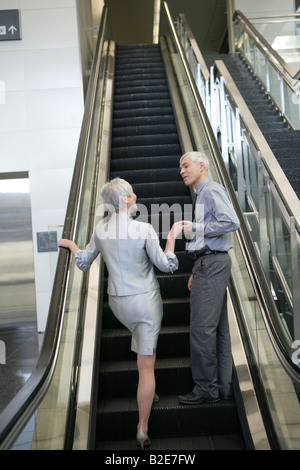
[100,177,132,211]
[180,151,210,171]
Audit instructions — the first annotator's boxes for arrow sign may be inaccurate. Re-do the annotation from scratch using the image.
[0,10,21,41]
[8,25,17,35]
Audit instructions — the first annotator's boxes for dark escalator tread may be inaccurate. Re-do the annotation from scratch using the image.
[97,434,246,450]
[110,154,182,171]
[99,356,193,398]
[115,71,166,82]
[97,395,241,441]
[113,114,176,128]
[100,325,191,362]
[101,297,190,330]
[135,196,191,212]
[277,157,300,169]
[113,98,173,111]
[112,133,180,148]
[114,90,170,101]
[114,86,169,97]
[113,106,174,119]
[110,167,182,183]
[111,143,182,159]
[112,123,177,138]
[130,181,189,198]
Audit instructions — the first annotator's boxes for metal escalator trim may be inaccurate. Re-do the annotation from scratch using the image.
[178,13,210,82]
[0,7,111,450]
[227,294,271,450]
[160,36,193,154]
[71,39,115,451]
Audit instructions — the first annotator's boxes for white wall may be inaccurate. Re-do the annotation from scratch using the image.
[227,0,296,52]
[0,0,92,331]
[234,0,295,17]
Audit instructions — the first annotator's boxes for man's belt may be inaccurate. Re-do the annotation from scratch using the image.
[190,250,228,260]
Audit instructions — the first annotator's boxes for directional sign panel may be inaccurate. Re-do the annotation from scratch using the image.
[0,10,21,41]
[37,232,58,253]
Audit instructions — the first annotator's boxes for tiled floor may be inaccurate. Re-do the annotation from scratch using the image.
[0,322,41,414]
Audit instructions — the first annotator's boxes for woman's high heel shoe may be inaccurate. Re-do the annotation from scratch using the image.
[136,430,151,450]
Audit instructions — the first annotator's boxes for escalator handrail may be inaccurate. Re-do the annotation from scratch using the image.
[0,8,109,449]
[161,1,300,384]
[177,13,210,82]
[234,10,300,81]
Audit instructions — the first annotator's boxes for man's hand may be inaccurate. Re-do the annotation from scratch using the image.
[187,274,193,291]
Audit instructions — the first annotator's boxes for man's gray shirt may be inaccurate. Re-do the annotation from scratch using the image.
[187,177,240,253]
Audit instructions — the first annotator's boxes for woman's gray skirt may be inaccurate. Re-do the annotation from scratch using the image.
[108,288,163,355]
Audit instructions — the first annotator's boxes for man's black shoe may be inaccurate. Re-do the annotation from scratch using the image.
[220,394,233,400]
[179,392,220,405]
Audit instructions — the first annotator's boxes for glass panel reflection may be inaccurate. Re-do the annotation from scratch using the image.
[230,234,300,450]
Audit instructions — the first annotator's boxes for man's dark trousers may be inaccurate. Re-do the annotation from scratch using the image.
[189,252,232,400]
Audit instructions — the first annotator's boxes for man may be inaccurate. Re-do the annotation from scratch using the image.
[179,151,240,404]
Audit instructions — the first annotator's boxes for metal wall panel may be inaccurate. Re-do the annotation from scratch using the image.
[0,176,37,326]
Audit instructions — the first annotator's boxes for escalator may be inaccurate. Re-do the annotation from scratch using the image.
[0,4,299,452]
[96,44,246,450]
[205,53,300,199]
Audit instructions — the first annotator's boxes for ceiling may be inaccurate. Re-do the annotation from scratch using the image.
[95,0,228,54]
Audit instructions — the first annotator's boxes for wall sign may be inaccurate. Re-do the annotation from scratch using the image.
[0,10,21,41]
[37,231,58,253]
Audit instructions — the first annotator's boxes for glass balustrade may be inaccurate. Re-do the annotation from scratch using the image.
[250,15,300,77]
[234,14,300,130]
[175,12,300,344]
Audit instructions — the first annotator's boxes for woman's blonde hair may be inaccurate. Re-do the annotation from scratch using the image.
[100,177,132,212]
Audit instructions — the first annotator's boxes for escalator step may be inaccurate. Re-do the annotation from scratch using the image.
[114,84,169,95]
[100,325,190,361]
[114,90,169,104]
[111,133,180,148]
[101,296,190,330]
[110,154,182,171]
[113,98,172,111]
[102,272,191,303]
[97,396,240,441]
[113,106,174,119]
[113,114,176,128]
[110,167,182,183]
[115,73,167,85]
[135,195,191,210]
[130,180,188,197]
[111,143,182,159]
[112,123,177,138]
[99,357,193,398]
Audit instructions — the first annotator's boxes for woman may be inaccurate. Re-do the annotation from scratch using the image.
[59,178,182,449]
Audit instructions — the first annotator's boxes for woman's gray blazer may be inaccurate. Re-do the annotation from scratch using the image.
[74,212,178,296]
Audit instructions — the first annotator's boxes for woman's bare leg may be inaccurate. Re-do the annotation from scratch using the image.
[136,352,156,433]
